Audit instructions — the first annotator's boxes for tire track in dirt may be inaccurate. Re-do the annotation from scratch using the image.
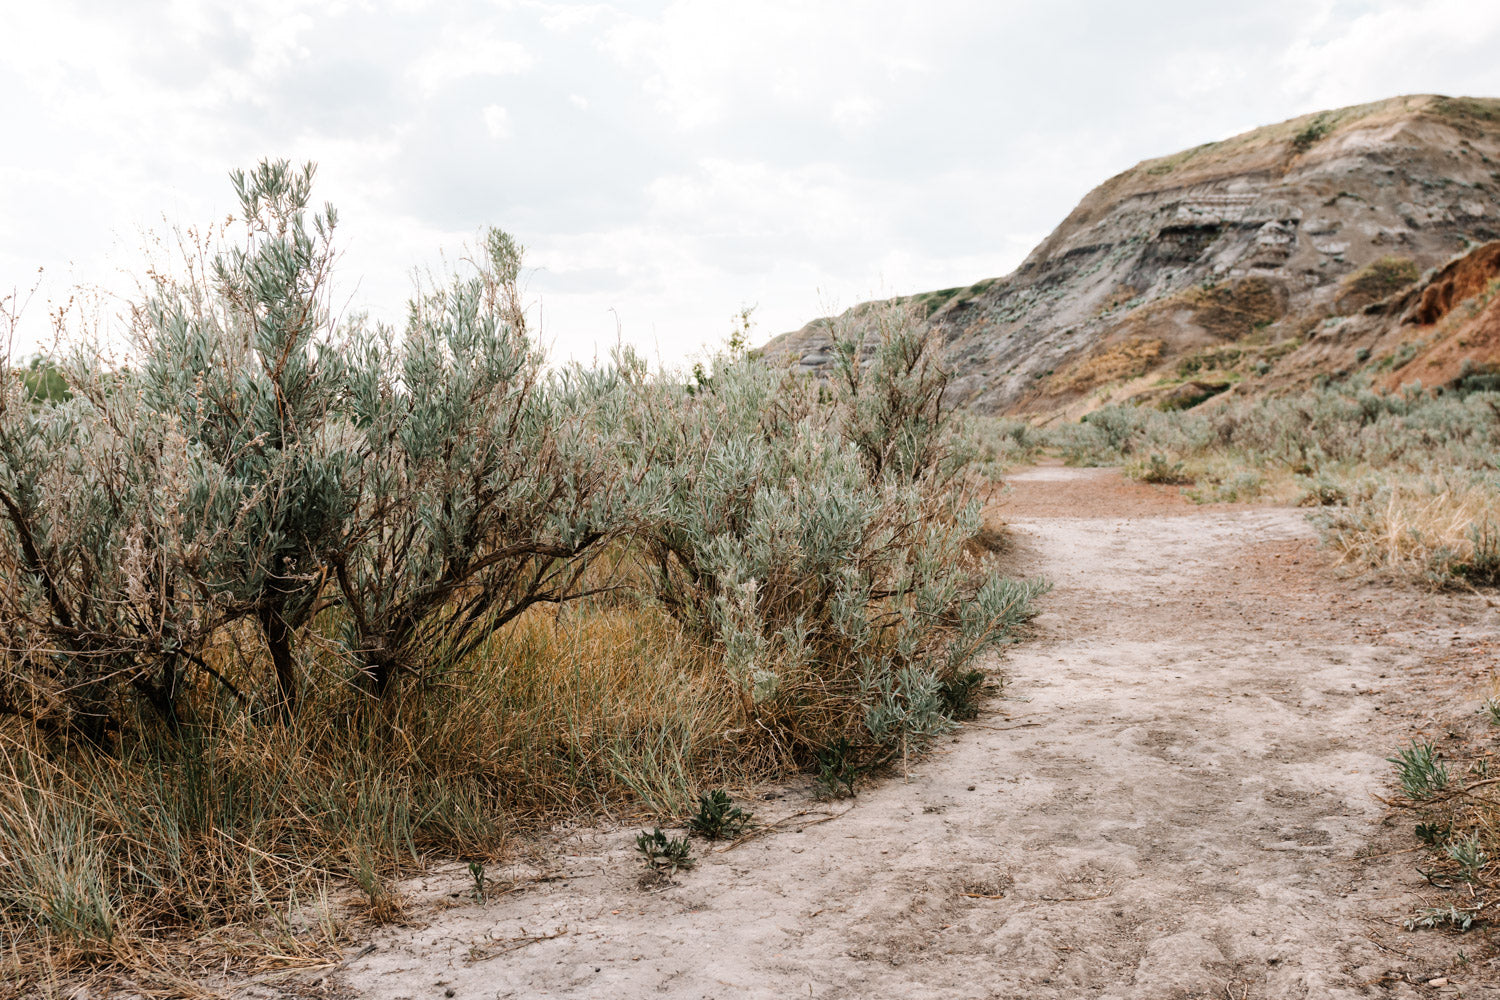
[328,465,1500,999]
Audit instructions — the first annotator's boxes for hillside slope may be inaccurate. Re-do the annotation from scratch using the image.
[764,95,1500,417]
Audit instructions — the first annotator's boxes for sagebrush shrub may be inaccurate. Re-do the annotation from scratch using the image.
[0,160,1046,966]
[0,163,636,731]
[1,158,1044,762]
[618,304,1045,765]
[333,233,636,696]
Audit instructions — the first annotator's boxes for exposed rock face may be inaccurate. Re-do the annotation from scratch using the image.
[763,95,1500,417]
[1273,237,1500,395]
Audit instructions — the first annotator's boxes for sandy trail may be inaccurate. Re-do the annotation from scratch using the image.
[335,465,1500,999]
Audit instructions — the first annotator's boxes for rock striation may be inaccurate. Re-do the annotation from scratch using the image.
[763,95,1500,417]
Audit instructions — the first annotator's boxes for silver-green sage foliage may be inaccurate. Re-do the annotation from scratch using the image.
[618,302,1047,762]
[0,159,1044,765]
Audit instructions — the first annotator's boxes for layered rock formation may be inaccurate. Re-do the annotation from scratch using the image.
[763,95,1500,417]
[1278,236,1500,395]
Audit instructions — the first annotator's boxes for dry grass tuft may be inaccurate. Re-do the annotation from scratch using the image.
[0,599,780,993]
[1316,479,1500,586]
[1176,276,1287,340]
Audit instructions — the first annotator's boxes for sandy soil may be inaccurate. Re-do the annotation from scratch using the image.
[320,464,1500,999]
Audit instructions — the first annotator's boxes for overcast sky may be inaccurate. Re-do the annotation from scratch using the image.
[4,0,1500,366]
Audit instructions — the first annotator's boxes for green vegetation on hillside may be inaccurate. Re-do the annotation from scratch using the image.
[1291,112,1338,153]
[1056,383,1500,585]
[1340,255,1422,308]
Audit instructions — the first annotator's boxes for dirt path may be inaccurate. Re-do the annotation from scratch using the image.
[334,465,1500,999]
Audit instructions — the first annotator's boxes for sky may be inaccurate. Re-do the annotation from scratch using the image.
[4,0,1500,368]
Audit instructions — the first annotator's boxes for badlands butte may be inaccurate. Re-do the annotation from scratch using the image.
[765,94,1500,418]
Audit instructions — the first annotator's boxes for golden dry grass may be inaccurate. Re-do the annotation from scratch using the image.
[0,597,801,994]
[0,543,996,996]
[1121,95,1499,189]
[1337,255,1420,311]
[1317,478,1500,586]
[1051,337,1165,393]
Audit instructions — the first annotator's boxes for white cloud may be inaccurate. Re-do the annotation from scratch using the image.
[831,96,880,131]
[645,158,872,246]
[5,0,1500,368]
[1280,0,1500,110]
[599,0,971,130]
[408,26,536,96]
[482,104,513,139]
[536,2,613,33]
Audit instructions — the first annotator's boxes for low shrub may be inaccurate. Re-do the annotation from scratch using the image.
[1051,382,1500,586]
[0,160,1044,986]
[689,790,753,840]
[1295,475,1348,507]
[617,302,1047,772]
[1132,453,1191,485]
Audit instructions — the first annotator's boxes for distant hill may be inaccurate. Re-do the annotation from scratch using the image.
[763,95,1500,418]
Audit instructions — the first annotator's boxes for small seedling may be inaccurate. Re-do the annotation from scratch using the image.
[814,737,859,800]
[1405,904,1481,932]
[1415,821,1450,846]
[1446,832,1488,882]
[689,790,753,840]
[1388,740,1450,800]
[939,668,988,721]
[1482,697,1500,726]
[354,850,405,922]
[635,827,693,872]
[468,861,486,903]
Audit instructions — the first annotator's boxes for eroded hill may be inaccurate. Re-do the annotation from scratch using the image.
[764,95,1500,418]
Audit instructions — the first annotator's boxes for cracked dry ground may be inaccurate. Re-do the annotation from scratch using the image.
[334,464,1500,999]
